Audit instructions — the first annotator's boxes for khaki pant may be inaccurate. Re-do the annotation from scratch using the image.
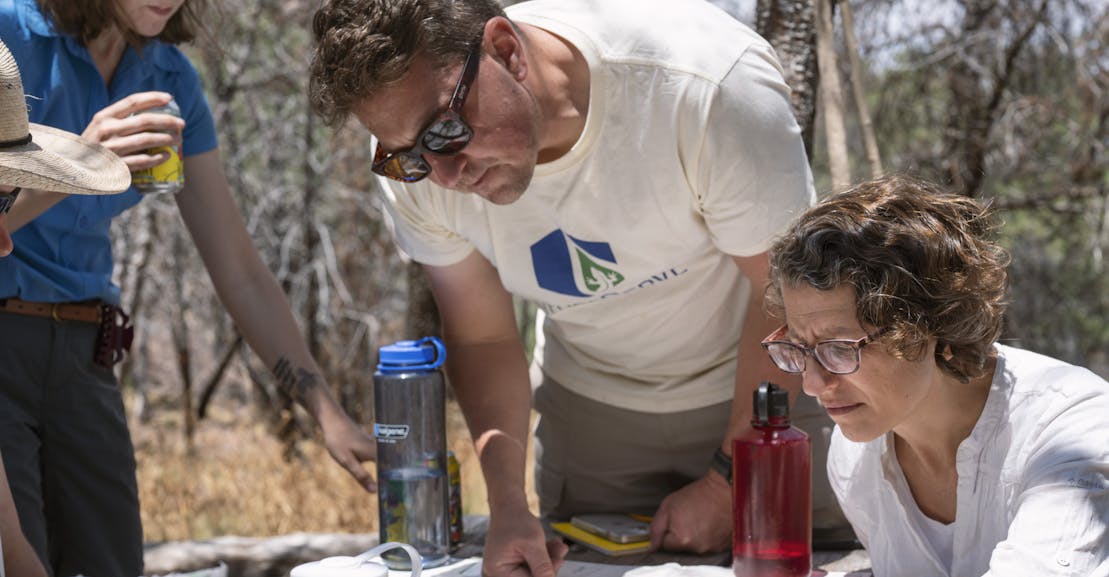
[532,375,848,531]
[533,376,730,519]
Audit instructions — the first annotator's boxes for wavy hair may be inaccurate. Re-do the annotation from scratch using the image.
[37,0,206,47]
[766,175,1010,382]
[309,0,505,128]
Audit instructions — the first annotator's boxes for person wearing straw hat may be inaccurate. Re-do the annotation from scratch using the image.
[0,2,377,577]
[0,39,128,577]
[0,41,130,257]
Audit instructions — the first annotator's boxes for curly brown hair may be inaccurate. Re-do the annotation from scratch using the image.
[309,0,505,128]
[766,174,1010,383]
[37,0,206,47]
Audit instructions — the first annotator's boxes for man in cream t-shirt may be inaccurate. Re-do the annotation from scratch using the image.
[309,0,816,573]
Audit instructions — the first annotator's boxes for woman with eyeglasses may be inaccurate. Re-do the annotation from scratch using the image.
[0,2,377,576]
[763,174,1108,576]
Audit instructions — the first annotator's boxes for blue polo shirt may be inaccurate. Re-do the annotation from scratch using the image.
[0,0,218,304]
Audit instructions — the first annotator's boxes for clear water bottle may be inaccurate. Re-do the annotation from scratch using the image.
[374,337,450,569]
[732,382,812,577]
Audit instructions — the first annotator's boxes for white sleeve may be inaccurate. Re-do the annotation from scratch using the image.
[690,42,816,257]
[376,174,475,267]
[826,427,876,552]
[983,379,1109,577]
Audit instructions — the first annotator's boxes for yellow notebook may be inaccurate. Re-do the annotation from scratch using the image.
[551,521,651,557]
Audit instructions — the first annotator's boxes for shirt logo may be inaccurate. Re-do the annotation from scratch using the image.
[531,230,625,297]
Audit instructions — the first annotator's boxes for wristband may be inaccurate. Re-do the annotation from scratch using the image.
[710,447,733,484]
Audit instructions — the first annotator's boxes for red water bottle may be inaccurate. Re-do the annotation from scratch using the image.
[732,382,811,577]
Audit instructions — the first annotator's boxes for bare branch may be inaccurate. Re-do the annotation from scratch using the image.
[842,0,883,177]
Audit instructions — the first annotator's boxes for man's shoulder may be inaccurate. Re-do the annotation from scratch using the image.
[509,0,766,82]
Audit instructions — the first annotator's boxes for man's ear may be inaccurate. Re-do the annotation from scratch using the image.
[484,17,527,81]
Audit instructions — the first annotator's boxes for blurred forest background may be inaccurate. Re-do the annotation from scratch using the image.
[119,0,1107,553]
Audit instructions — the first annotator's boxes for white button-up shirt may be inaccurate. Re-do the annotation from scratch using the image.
[828,344,1109,577]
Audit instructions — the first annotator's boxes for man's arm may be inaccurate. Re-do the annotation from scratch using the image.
[176,150,378,491]
[423,251,566,577]
[649,252,798,553]
[722,253,802,443]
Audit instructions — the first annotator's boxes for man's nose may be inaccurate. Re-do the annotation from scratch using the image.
[426,153,467,189]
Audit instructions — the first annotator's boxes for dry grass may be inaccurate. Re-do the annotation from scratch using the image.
[134,396,537,542]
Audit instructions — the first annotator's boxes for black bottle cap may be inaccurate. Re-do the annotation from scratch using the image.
[753,381,790,425]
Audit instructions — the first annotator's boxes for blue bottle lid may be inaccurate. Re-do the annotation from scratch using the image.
[376,336,447,373]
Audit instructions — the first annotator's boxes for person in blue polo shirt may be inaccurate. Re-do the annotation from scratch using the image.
[0,1,379,576]
[0,34,131,577]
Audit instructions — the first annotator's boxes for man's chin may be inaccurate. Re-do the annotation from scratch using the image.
[481,189,525,205]
[475,172,531,205]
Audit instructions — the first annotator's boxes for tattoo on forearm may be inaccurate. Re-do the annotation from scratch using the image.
[273,357,321,400]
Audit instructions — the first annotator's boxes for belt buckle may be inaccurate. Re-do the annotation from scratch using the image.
[51,303,62,322]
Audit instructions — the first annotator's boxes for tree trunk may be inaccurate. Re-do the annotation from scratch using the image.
[816,0,851,189]
[755,0,818,158]
[170,229,196,451]
[120,206,160,422]
[841,0,882,178]
[944,0,1049,197]
[143,532,379,577]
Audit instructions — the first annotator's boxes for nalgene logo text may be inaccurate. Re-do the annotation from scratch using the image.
[374,424,410,443]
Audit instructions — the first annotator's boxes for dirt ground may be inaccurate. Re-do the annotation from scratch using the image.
[134,396,538,542]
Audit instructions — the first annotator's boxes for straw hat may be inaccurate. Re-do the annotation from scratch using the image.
[0,40,130,195]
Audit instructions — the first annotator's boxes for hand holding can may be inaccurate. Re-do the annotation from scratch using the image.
[130,98,184,194]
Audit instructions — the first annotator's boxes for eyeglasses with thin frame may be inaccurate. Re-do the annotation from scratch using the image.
[372,39,483,183]
[0,187,21,215]
[761,325,890,375]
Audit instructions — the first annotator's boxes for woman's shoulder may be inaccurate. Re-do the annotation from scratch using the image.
[992,344,1109,468]
[0,0,28,36]
[143,41,199,75]
[995,344,1108,410]
[0,0,57,39]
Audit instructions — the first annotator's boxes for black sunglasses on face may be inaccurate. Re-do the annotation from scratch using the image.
[372,41,483,183]
[0,187,21,215]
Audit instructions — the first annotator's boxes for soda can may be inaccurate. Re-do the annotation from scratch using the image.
[132,99,185,194]
[448,451,463,547]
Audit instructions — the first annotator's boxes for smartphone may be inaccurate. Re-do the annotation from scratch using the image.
[570,513,651,544]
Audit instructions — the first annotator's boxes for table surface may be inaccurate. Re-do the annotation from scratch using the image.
[455,516,873,576]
